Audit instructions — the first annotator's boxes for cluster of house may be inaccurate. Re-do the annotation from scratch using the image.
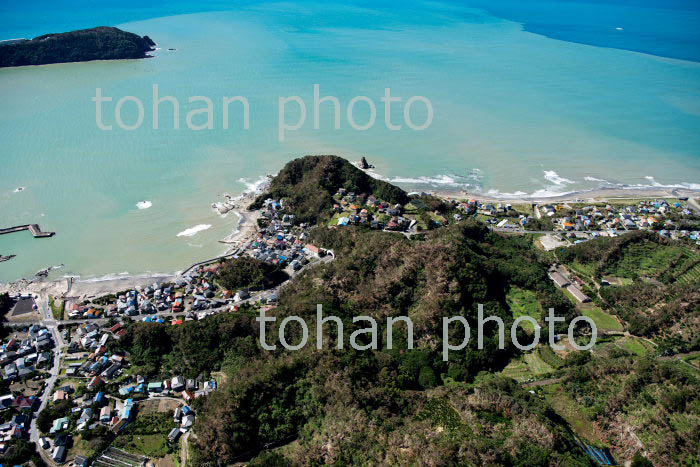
[40,427,75,464]
[466,200,532,227]
[0,326,54,460]
[169,404,196,443]
[117,374,216,404]
[542,199,699,239]
[43,384,131,464]
[250,207,321,273]
[0,396,38,452]
[332,189,415,231]
[69,266,236,322]
[63,323,125,380]
[1,325,54,381]
[42,319,217,462]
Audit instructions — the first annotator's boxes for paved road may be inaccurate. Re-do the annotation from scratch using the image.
[491,227,634,236]
[28,297,63,466]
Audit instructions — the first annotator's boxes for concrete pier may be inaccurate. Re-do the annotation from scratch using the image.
[0,224,55,238]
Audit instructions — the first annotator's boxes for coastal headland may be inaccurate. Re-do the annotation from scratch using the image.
[0,26,155,67]
[0,155,698,466]
[1,156,699,300]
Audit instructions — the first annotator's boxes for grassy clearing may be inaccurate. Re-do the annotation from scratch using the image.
[523,351,555,376]
[621,337,654,357]
[506,287,541,333]
[541,384,601,442]
[113,412,178,459]
[602,276,633,286]
[511,203,533,216]
[560,287,623,332]
[49,296,64,320]
[328,211,354,226]
[581,306,623,332]
[683,354,700,370]
[537,345,565,369]
[568,262,596,280]
[500,349,555,382]
[500,358,531,382]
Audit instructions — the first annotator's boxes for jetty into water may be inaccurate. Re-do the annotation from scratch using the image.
[0,224,55,238]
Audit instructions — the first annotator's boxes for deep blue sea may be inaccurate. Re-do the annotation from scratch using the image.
[3,0,700,62]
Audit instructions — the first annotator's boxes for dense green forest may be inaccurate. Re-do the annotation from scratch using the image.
[556,350,700,465]
[110,157,698,465]
[217,256,289,291]
[114,220,592,465]
[249,155,409,224]
[0,27,155,67]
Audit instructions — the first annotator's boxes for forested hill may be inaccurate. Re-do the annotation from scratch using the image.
[0,27,155,67]
[250,155,409,224]
[113,221,591,465]
[105,157,699,465]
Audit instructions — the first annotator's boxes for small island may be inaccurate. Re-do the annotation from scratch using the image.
[0,26,155,68]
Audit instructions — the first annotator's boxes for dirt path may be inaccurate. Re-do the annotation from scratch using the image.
[181,430,192,466]
[523,377,564,388]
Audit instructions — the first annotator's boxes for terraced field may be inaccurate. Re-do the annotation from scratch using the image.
[605,240,686,280]
[675,247,700,284]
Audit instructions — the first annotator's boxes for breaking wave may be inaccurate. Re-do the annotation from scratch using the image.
[177,224,212,237]
[543,170,574,185]
[238,175,271,195]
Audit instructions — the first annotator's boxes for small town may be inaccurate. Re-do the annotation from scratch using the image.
[0,185,699,466]
[327,187,700,248]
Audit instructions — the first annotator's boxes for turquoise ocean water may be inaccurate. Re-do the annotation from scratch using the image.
[1,0,699,282]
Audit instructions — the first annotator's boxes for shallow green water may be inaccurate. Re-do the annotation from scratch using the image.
[1,3,699,282]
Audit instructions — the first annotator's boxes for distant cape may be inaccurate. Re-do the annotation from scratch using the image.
[0,26,155,67]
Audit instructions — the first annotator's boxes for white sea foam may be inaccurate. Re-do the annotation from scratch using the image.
[466,168,483,182]
[136,200,153,210]
[529,188,577,198]
[73,271,172,283]
[177,224,212,237]
[543,170,574,185]
[238,175,271,195]
[624,177,700,190]
[76,272,130,282]
[348,165,698,200]
[363,169,479,189]
[389,174,462,186]
[486,189,528,198]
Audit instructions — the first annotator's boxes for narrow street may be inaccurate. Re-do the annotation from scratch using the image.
[28,296,64,466]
